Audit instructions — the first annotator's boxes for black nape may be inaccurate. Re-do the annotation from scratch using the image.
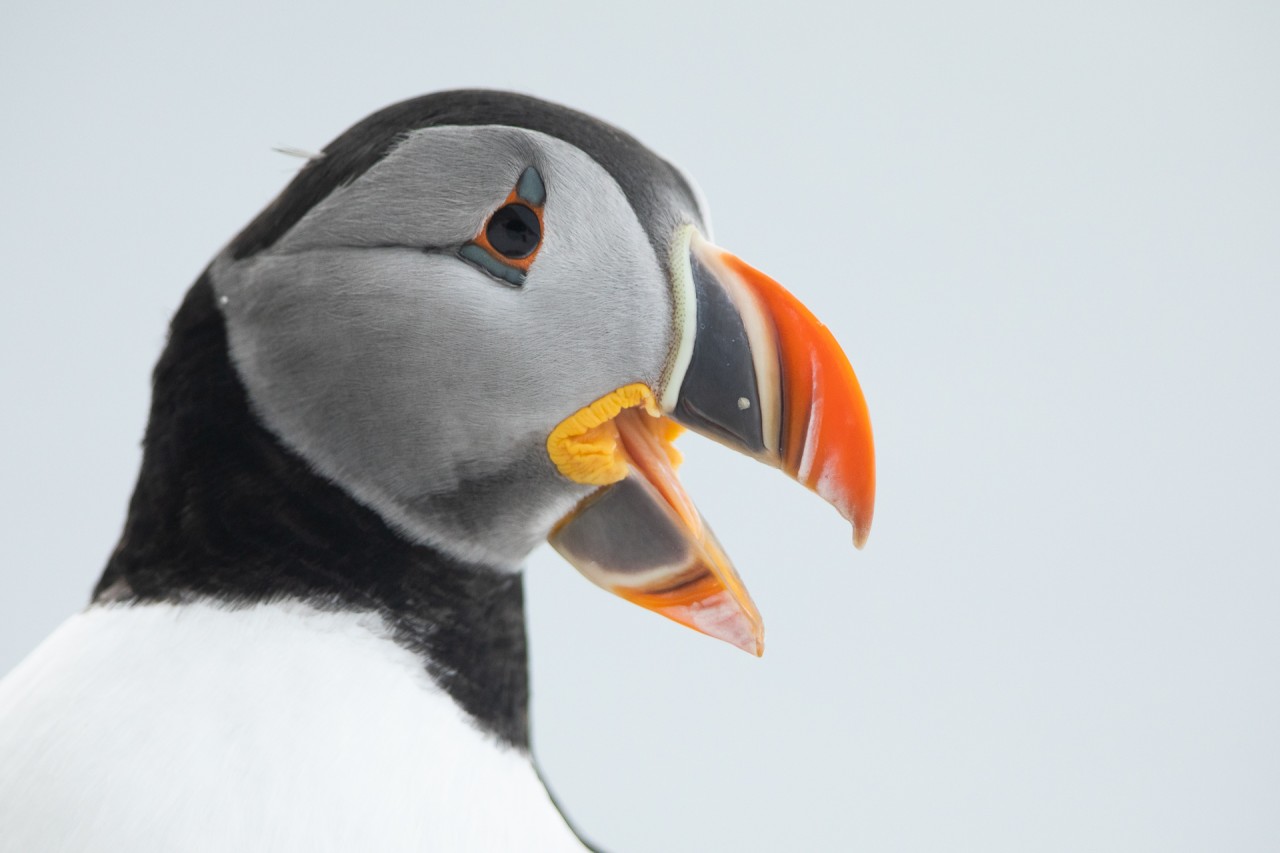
[97,274,530,748]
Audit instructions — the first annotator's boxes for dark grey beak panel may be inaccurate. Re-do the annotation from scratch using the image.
[671,254,766,455]
[549,475,691,576]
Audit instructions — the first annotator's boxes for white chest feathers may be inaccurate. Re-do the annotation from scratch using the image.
[0,601,585,852]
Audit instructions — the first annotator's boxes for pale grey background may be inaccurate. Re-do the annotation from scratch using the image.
[2,1,1277,850]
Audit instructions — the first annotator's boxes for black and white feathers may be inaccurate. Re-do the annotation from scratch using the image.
[0,90,712,852]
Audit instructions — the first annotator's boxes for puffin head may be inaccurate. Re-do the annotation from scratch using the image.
[210,90,875,656]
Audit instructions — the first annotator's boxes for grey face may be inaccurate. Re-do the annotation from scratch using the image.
[210,125,703,567]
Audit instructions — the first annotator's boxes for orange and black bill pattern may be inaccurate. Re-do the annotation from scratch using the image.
[672,232,876,547]
[548,227,874,655]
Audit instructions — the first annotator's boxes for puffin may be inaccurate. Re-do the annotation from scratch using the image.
[0,90,875,851]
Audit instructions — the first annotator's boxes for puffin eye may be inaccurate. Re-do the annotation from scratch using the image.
[457,167,547,287]
[486,203,541,259]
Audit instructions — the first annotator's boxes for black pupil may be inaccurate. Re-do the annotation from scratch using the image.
[486,204,541,259]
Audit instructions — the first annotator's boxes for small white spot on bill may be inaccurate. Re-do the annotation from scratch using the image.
[737,397,751,410]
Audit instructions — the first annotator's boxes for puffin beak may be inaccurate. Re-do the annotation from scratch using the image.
[547,225,875,655]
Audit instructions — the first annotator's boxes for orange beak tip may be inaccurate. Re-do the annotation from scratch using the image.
[743,619,767,656]
[679,589,765,656]
[733,626,765,657]
[722,628,765,657]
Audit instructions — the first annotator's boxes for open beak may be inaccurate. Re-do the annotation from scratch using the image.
[547,226,875,655]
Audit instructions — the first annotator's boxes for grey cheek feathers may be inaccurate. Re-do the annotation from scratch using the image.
[210,126,676,568]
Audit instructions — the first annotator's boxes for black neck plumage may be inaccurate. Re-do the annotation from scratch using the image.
[96,274,529,748]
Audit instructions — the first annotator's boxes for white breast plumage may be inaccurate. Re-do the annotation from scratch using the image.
[0,601,584,852]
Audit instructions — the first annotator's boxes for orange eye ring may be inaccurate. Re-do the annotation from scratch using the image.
[462,167,546,282]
